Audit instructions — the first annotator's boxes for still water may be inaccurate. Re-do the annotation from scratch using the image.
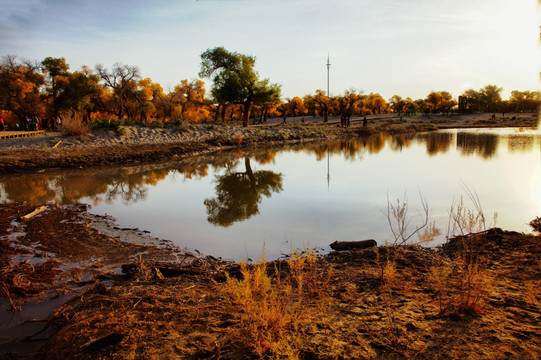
[1,128,540,260]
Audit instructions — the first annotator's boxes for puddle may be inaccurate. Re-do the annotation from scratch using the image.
[11,254,52,266]
[0,292,80,357]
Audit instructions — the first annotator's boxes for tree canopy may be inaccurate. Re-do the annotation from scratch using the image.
[0,53,539,129]
[199,47,281,127]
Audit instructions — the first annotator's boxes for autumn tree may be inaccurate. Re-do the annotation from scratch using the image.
[338,89,364,117]
[284,96,307,117]
[426,91,455,113]
[173,79,209,122]
[310,89,331,121]
[389,95,405,113]
[509,90,540,112]
[366,93,388,114]
[403,97,419,114]
[199,47,281,127]
[0,55,45,123]
[479,85,503,112]
[460,89,481,113]
[56,66,102,121]
[124,77,158,122]
[95,63,140,120]
[426,92,442,112]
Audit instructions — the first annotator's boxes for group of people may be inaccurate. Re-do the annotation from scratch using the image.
[8,117,62,132]
[0,116,64,132]
[340,114,351,127]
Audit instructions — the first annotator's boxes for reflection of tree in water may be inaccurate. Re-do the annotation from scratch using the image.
[106,175,149,203]
[297,138,381,162]
[457,133,499,159]
[506,135,534,153]
[421,132,453,156]
[204,158,283,227]
[389,134,414,152]
[360,133,386,154]
[1,177,57,203]
[0,165,197,205]
[254,151,277,165]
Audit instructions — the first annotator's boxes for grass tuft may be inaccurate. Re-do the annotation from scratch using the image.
[224,247,329,359]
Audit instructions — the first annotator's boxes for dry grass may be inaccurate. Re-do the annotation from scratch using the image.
[223,248,331,359]
[59,111,90,136]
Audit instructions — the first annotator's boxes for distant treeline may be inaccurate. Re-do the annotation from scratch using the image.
[0,55,539,128]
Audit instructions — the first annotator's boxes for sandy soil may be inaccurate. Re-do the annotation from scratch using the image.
[0,203,539,359]
[0,112,537,174]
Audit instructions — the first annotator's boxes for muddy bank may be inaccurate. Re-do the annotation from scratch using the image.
[0,142,214,174]
[0,202,539,359]
[0,202,226,358]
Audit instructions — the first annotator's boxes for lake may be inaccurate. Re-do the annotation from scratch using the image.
[1,127,540,260]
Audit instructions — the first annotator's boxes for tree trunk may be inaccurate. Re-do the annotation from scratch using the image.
[221,104,227,121]
[242,101,251,127]
[245,158,255,182]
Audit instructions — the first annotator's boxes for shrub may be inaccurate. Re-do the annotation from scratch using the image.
[437,194,492,315]
[224,248,329,359]
[58,112,90,136]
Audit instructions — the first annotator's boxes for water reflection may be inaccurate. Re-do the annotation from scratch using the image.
[1,130,540,207]
[418,133,453,156]
[456,133,499,159]
[204,158,283,227]
[507,135,534,153]
[1,128,540,260]
[0,164,207,205]
[294,133,386,162]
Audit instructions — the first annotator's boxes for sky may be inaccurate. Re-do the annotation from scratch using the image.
[0,0,539,101]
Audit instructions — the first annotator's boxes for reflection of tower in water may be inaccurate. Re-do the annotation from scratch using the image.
[327,147,330,190]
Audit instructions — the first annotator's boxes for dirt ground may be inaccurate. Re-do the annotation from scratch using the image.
[0,112,537,174]
[0,203,539,359]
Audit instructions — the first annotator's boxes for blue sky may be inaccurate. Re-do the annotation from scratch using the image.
[1,0,539,100]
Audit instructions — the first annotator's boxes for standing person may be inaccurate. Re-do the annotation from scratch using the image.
[347,115,351,127]
[55,116,62,130]
[282,116,286,124]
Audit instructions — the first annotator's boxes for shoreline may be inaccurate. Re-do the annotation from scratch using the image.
[0,112,537,174]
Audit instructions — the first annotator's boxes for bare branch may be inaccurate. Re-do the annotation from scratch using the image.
[385,191,431,246]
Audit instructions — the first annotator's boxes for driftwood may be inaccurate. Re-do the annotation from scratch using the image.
[330,239,377,251]
[20,206,47,221]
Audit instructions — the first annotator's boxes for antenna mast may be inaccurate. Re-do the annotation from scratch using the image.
[326,53,331,97]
